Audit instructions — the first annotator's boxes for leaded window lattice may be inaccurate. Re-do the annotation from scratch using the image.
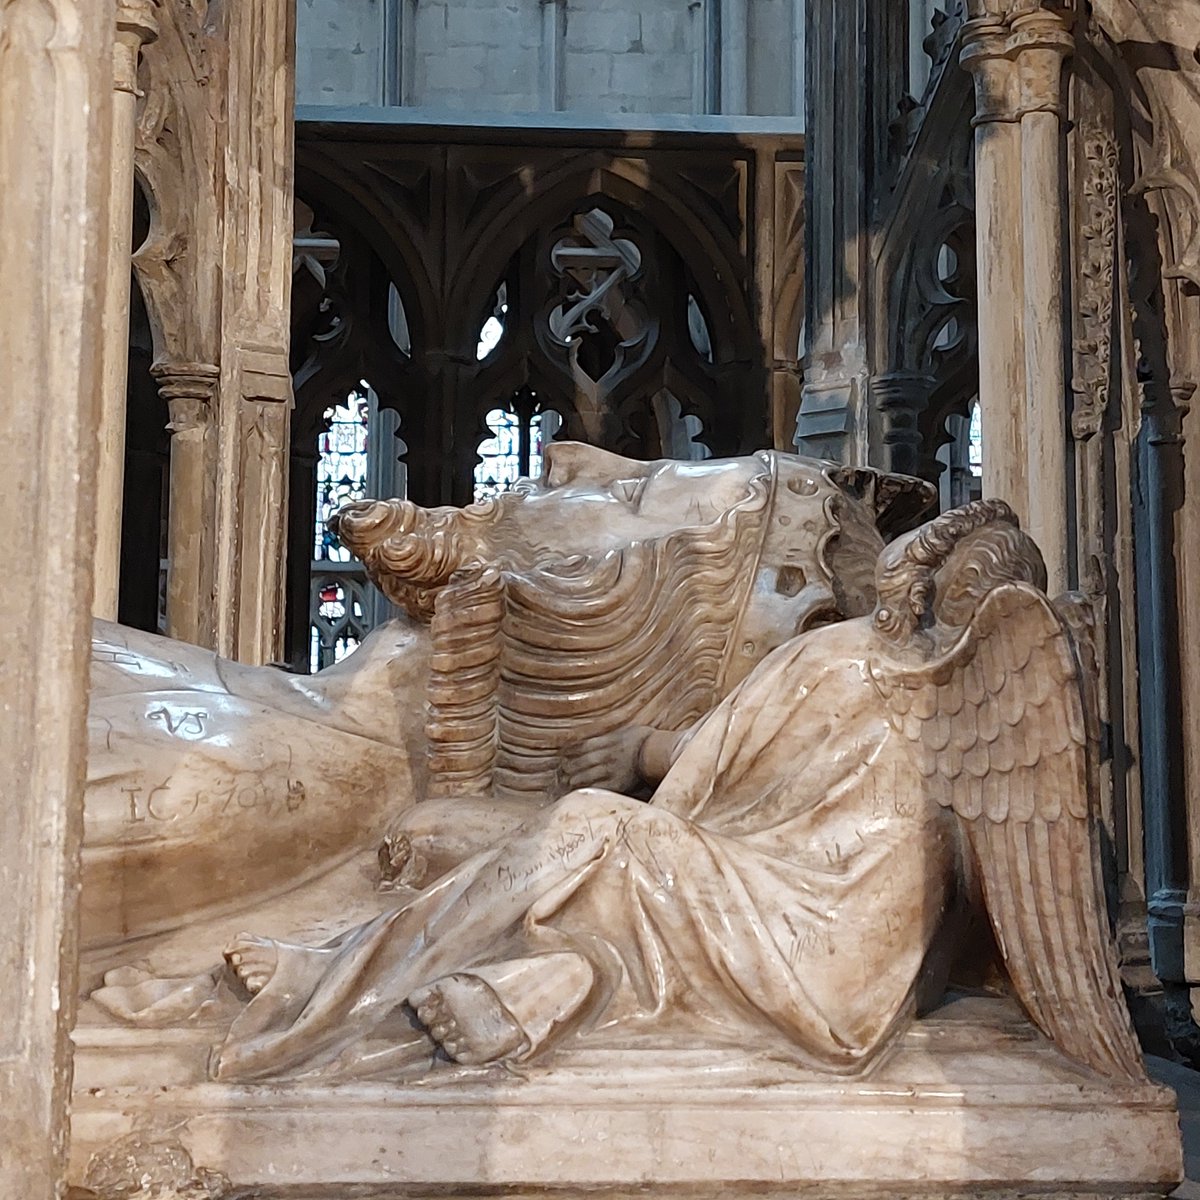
[309,387,377,671]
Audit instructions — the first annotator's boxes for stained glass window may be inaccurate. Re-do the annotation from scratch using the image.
[968,404,983,477]
[473,394,559,503]
[310,386,373,671]
[315,389,370,563]
[309,578,370,673]
[477,282,508,361]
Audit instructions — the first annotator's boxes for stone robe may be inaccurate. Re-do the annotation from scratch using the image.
[214,620,960,1082]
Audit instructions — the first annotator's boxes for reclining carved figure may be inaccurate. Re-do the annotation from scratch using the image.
[83,443,928,949]
[96,499,1144,1087]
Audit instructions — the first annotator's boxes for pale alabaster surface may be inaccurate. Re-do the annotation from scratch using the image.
[80,443,903,953]
[71,446,1182,1198]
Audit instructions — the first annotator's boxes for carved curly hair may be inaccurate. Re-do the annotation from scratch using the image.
[873,499,1047,642]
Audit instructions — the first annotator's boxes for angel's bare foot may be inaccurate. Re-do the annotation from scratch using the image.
[224,934,279,995]
[410,974,525,1065]
[224,933,336,997]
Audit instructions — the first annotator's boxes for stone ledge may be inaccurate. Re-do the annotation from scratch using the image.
[69,1021,1183,1198]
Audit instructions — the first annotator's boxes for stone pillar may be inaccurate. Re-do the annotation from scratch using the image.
[800,0,909,464]
[93,0,157,620]
[210,0,297,664]
[0,2,113,1195]
[961,4,1073,591]
[132,0,295,662]
[156,363,219,645]
[873,370,937,479]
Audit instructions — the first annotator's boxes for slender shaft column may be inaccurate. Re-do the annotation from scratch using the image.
[962,7,1073,592]
[93,0,157,619]
[1014,11,1073,591]
[801,0,909,464]
[0,2,113,1194]
[719,0,749,114]
[962,22,1027,512]
[538,0,564,112]
[156,363,219,645]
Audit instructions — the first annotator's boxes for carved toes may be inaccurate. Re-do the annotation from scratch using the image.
[223,934,277,995]
[415,987,476,1059]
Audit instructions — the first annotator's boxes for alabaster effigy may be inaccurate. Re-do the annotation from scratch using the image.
[70,445,1182,1200]
[80,443,910,952]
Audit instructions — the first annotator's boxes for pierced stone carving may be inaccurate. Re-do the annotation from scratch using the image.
[547,209,647,352]
[543,208,653,438]
[871,51,979,483]
[1072,130,1119,441]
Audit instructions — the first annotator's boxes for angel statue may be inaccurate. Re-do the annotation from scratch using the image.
[97,498,1144,1084]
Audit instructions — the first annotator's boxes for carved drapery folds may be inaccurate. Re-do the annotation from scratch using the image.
[130,0,295,663]
[845,0,1200,1054]
[285,126,803,670]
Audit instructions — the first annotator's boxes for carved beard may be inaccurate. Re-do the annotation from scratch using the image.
[425,475,772,803]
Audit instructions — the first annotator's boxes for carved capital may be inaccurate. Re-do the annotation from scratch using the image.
[113,0,159,96]
[1011,11,1073,116]
[961,9,1073,122]
[960,22,1019,125]
[152,362,218,433]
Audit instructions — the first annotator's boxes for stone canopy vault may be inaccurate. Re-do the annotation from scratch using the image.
[5,0,1200,1196]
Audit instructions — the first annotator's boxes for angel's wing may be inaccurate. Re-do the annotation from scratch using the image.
[872,583,1145,1081]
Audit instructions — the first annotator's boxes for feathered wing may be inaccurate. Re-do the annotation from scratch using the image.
[873,583,1145,1081]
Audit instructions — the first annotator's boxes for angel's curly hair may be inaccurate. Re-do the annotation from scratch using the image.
[873,498,1047,641]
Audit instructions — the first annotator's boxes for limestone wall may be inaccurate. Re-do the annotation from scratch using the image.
[297,0,390,106]
[295,0,804,118]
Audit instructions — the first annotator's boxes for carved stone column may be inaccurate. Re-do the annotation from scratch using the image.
[93,0,157,620]
[0,2,113,1194]
[800,0,909,463]
[132,0,295,662]
[873,370,937,479]
[211,0,296,664]
[961,4,1073,591]
[155,363,219,644]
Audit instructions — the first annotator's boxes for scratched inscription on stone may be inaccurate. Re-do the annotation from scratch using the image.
[146,705,209,737]
[122,777,307,823]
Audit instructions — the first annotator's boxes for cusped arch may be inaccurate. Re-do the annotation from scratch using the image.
[294,159,437,361]
[443,161,760,368]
